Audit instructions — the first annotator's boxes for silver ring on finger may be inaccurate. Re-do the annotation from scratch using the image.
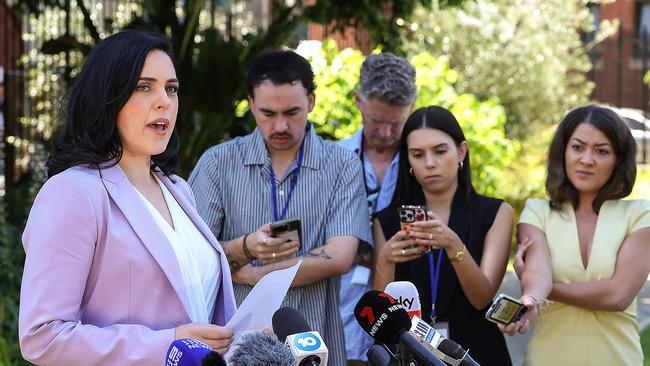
[272,252,276,259]
[401,248,406,255]
[428,233,433,240]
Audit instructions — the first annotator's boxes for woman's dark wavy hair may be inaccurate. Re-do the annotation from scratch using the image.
[47,30,179,177]
[390,106,473,207]
[547,104,637,213]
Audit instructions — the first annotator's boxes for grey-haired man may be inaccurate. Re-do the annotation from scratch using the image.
[338,52,417,365]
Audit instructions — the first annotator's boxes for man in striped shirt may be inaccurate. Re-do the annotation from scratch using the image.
[189,50,372,365]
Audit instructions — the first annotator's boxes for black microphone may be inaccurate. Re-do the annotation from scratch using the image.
[272,307,329,366]
[367,344,398,366]
[228,332,295,366]
[200,352,227,366]
[165,338,226,366]
[353,290,445,366]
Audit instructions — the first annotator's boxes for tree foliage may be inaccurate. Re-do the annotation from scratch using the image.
[9,0,439,176]
[297,39,365,139]
[403,0,611,139]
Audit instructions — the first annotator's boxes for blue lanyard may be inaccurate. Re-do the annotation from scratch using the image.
[428,248,443,323]
[270,133,307,221]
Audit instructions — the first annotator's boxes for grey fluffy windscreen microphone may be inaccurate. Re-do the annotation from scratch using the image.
[228,332,295,366]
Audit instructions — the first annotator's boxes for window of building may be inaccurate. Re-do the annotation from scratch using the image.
[639,1,650,35]
[636,1,650,57]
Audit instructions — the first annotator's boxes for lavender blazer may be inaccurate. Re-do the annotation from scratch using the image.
[19,164,237,365]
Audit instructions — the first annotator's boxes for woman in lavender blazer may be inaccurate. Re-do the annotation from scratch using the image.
[18,31,236,365]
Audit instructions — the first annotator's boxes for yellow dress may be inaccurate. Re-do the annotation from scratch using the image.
[520,199,650,366]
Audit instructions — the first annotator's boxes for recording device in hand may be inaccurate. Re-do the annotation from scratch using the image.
[165,338,226,366]
[484,293,528,325]
[272,307,328,366]
[270,216,302,247]
[353,290,445,366]
[228,332,294,366]
[384,281,422,318]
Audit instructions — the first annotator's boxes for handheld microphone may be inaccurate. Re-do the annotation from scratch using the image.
[409,316,480,366]
[165,338,226,366]
[228,332,295,366]
[384,281,422,318]
[272,307,328,366]
[354,290,445,366]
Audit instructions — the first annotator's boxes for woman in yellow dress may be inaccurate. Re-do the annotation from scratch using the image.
[504,105,650,365]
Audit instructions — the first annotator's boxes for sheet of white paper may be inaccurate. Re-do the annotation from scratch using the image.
[224,260,302,360]
[226,259,301,330]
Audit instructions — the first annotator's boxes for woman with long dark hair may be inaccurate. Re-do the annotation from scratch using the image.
[504,105,650,365]
[19,30,236,365]
[372,106,514,365]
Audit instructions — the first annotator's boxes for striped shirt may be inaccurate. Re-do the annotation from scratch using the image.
[188,124,372,366]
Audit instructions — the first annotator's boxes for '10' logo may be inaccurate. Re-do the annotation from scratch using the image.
[294,332,321,351]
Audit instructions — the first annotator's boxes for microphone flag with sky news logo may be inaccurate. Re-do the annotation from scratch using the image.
[385,281,422,318]
[353,290,410,343]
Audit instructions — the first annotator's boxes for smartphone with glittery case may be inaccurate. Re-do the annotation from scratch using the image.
[398,205,428,252]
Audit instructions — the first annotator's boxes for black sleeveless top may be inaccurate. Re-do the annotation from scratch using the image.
[377,189,512,366]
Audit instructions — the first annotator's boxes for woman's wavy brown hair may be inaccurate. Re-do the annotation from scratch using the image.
[547,105,637,213]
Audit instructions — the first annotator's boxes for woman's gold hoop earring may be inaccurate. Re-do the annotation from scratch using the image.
[459,161,464,170]
[409,167,414,175]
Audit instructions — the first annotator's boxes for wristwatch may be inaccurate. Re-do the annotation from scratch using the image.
[449,245,466,262]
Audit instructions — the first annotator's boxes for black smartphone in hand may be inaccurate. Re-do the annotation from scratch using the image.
[269,216,301,248]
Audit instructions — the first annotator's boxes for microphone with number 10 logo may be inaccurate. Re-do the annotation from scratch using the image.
[272,307,328,366]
